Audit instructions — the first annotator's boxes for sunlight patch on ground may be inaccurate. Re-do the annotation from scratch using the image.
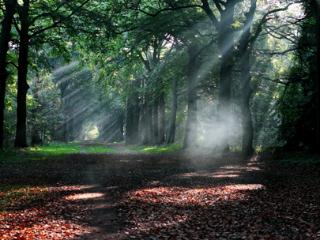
[0,185,94,239]
[220,163,262,172]
[121,183,266,238]
[178,170,240,179]
[65,192,104,201]
[0,214,90,240]
[225,184,265,191]
[126,184,265,207]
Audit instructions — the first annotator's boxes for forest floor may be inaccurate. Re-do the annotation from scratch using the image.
[0,143,320,239]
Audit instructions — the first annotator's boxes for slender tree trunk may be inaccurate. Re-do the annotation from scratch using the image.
[152,98,159,144]
[140,78,153,145]
[158,91,165,144]
[0,0,16,149]
[125,80,140,144]
[30,76,42,146]
[15,0,30,148]
[147,104,153,144]
[167,78,177,144]
[183,45,199,149]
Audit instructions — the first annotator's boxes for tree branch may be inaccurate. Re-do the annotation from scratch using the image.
[250,2,296,44]
[201,0,219,28]
[29,0,90,38]
[134,4,202,17]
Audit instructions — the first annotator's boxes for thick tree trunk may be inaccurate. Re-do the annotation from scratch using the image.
[216,3,235,152]
[158,91,165,144]
[239,0,256,158]
[167,78,177,144]
[183,45,199,149]
[14,0,30,148]
[241,53,254,157]
[0,0,16,148]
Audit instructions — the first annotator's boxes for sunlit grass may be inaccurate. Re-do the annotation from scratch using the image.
[0,143,181,162]
[0,142,115,162]
[130,144,182,154]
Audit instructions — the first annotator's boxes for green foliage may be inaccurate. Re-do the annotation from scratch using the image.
[0,142,183,162]
[0,142,116,162]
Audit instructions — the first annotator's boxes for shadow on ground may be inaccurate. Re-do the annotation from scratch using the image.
[1,152,319,239]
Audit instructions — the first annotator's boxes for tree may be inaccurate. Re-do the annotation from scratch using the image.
[0,0,17,149]
[13,0,90,147]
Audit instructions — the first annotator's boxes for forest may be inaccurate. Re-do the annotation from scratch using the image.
[0,0,320,239]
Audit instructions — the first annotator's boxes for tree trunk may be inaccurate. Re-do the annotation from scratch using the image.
[141,102,153,145]
[239,0,257,158]
[167,78,177,144]
[0,0,16,149]
[241,52,254,157]
[30,76,42,146]
[14,0,30,148]
[152,98,159,144]
[158,91,165,144]
[183,45,199,149]
[239,0,256,158]
[216,3,236,152]
[125,80,140,144]
[314,0,320,153]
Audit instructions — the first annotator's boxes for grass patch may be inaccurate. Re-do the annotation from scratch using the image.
[131,144,182,154]
[0,142,182,163]
[0,142,116,162]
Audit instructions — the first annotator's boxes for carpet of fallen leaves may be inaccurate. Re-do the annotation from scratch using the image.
[0,186,92,239]
[117,161,320,239]
[1,152,320,239]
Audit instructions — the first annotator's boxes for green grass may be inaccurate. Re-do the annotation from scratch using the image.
[0,142,181,162]
[0,142,116,162]
[130,143,182,154]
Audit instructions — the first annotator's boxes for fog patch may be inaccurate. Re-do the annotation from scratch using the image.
[185,101,242,156]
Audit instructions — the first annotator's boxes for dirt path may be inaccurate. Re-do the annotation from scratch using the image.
[1,153,320,239]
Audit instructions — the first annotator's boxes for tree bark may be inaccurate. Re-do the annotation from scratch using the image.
[240,52,254,157]
[167,78,177,144]
[216,2,236,152]
[125,79,140,144]
[30,75,42,146]
[0,0,16,148]
[158,90,165,144]
[238,0,256,158]
[14,0,30,148]
[183,45,199,149]
[314,0,320,153]
[152,98,159,144]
